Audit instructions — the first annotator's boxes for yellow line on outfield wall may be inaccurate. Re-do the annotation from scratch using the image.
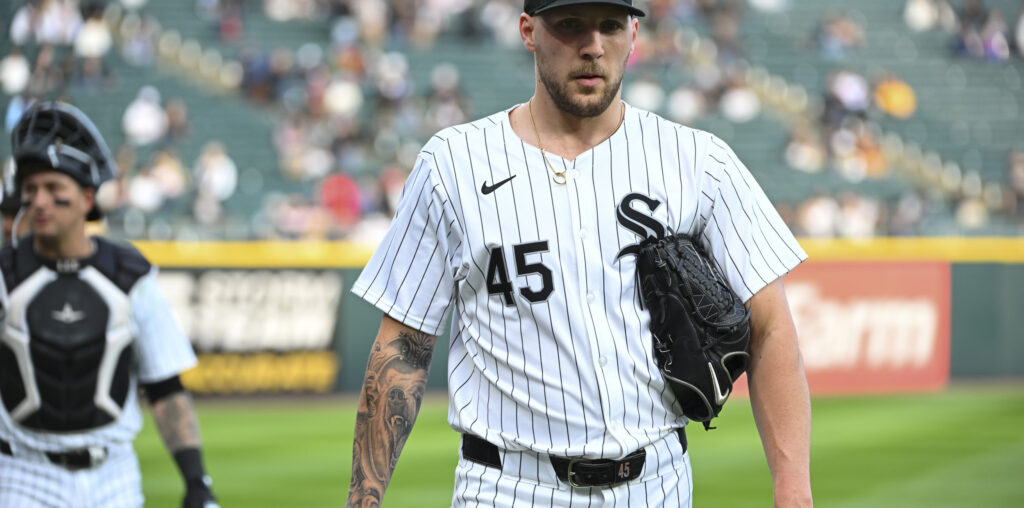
[799,237,1024,263]
[133,237,1024,268]
[133,241,378,268]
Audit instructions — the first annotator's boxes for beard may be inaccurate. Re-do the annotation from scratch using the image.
[536,52,628,118]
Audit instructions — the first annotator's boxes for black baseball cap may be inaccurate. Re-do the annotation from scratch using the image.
[524,0,646,17]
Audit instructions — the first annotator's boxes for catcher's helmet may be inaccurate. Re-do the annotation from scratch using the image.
[11,101,116,221]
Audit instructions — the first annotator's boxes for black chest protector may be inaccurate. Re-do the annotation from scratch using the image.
[0,237,151,432]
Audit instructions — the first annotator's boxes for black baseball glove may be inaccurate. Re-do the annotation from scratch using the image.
[635,233,752,430]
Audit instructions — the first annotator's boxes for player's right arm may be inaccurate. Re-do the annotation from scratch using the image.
[347,314,437,508]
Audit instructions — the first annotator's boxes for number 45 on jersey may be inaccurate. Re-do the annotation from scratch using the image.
[486,241,553,306]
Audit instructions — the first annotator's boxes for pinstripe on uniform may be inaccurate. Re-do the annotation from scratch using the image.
[353,103,807,506]
[0,267,197,507]
[0,442,143,508]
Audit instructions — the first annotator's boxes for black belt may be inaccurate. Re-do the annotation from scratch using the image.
[0,437,108,471]
[462,428,687,488]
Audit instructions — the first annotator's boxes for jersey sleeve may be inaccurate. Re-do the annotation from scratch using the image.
[351,154,463,335]
[699,134,808,302]
[130,269,197,383]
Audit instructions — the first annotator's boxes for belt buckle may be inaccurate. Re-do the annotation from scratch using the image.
[87,446,107,468]
[54,446,107,470]
[566,458,586,488]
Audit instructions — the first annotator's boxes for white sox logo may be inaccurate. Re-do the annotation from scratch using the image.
[616,192,668,259]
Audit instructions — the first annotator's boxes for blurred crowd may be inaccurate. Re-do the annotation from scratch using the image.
[2,0,1023,240]
[904,0,1024,62]
[1,2,115,98]
[786,145,1024,237]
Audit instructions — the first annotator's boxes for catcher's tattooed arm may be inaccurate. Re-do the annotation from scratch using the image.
[151,391,202,452]
[152,390,218,506]
[347,315,437,508]
[746,279,813,508]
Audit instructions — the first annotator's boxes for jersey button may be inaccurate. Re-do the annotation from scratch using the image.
[586,293,595,302]
[578,229,587,239]
[598,356,607,366]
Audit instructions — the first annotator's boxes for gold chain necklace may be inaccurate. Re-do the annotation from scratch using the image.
[528,99,625,185]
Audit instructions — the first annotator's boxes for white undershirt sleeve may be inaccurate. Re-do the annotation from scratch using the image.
[130,269,198,383]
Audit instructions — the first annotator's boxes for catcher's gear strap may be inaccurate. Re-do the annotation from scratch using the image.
[143,375,185,404]
[89,237,153,293]
[0,236,151,294]
[0,237,41,294]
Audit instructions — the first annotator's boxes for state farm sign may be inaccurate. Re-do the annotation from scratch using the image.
[730,262,951,395]
[786,262,951,394]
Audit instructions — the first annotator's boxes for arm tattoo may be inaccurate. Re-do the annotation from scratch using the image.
[347,329,436,508]
[151,392,202,452]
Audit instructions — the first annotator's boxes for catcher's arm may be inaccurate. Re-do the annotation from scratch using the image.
[746,279,813,508]
[347,314,437,508]
[147,386,218,508]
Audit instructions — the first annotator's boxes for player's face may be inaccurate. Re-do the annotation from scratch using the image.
[529,5,637,117]
[21,169,92,242]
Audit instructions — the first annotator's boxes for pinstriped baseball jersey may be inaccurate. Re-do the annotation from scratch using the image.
[0,239,197,453]
[353,102,807,459]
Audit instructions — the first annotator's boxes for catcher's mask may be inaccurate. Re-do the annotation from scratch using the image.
[11,101,116,221]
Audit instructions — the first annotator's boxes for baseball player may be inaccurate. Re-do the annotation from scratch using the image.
[0,102,218,508]
[347,1,812,506]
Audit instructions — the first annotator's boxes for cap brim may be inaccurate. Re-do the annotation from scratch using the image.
[530,0,646,17]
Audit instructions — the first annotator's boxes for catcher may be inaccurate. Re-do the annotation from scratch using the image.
[0,101,218,507]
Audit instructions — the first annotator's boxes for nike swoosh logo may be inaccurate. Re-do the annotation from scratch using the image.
[708,362,730,405]
[481,175,516,195]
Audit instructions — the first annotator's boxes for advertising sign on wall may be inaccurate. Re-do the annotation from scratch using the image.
[157,269,345,394]
[735,262,951,395]
[136,239,1021,395]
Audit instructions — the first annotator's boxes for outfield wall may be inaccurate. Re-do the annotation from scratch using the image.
[796,238,1024,380]
[135,238,1024,395]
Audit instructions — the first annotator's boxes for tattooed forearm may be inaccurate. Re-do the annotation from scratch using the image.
[151,392,202,452]
[347,326,437,508]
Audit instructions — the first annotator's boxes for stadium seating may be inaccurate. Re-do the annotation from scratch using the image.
[139,0,330,56]
[738,0,1024,186]
[2,0,1021,238]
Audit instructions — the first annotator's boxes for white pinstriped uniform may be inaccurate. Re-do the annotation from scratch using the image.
[353,102,807,507]
[0,264,197,508]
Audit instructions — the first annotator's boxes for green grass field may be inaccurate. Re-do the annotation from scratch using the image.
[136,384,1024,507]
